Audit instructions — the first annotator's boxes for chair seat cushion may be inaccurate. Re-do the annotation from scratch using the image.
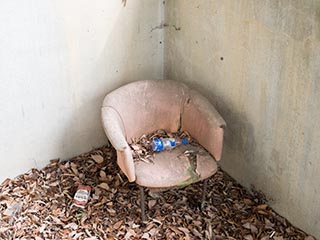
[135,144,217,188]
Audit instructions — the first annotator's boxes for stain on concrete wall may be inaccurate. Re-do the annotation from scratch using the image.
[164,0,320,237]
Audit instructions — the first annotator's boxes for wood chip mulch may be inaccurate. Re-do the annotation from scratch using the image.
[0,145,316,240]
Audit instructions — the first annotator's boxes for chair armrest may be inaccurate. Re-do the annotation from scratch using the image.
[182,90,226,160]
[101,107,136,182]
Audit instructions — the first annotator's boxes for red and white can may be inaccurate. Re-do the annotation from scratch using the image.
[73,185,91,208]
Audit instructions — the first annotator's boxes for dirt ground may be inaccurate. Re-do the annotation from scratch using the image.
[0,145,315,239]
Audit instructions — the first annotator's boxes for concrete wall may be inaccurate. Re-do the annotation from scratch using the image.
[165,0,320,237]
[0,0,164,182]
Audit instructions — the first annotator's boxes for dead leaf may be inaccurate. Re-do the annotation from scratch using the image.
[97,182,109,190]
[99,170,107,180]
[91,154,104,164]
[3,201,22,217]
[39,224,46,233]
[265,218,274,229]
[244,235,253,240]
[274,237,284,240]
[64,222,78,230]
[124,229,136,239]
[148,200,156,209]
[51,216,63,225]
[141,232,150,239]
[256,204,268,210]
[242,223,251,229]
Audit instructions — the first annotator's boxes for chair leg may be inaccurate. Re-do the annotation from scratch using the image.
[201,179,208,209]
[139,186,146,221]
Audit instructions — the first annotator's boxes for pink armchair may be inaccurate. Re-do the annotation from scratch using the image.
[101,80,226,219]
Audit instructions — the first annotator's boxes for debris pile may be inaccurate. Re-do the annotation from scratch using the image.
[0,145,315,239]
[129,129,194,163]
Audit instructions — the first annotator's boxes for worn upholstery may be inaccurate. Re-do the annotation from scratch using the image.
[101,80,226,188]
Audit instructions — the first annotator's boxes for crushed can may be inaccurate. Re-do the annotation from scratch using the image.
[73,185,91,208]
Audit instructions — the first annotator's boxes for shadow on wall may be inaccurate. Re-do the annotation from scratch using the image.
[165,48,259,189]
[191,81,258,186]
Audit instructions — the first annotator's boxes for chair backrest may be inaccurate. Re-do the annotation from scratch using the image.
[102,80,189,142]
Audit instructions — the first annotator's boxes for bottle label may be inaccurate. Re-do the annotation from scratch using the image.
[152,138,164,151]
[169,138,176,147]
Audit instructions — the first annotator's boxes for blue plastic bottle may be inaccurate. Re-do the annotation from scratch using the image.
[151,137,188,152]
